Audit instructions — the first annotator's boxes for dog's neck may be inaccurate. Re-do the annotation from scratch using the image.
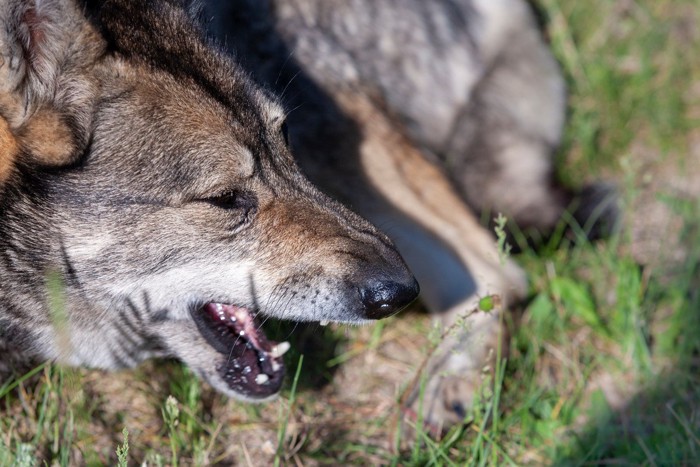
[0,187,68,365]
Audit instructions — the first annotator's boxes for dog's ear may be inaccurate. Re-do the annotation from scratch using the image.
[0,0,101,178]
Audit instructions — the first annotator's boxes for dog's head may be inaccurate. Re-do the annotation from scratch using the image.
[0,0,418,400]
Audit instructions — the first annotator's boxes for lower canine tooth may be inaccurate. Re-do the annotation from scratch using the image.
[270,341,291,358]
[319,320,329,326]
[255,374,269,385]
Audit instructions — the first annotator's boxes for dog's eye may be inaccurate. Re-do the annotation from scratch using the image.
[280,121,289,145]
[205,190,258,213]
[207,191,240,209]
[203,191,258,233]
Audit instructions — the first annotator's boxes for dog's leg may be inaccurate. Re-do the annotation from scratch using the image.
[333,91,527,429]
[439,0,618,238]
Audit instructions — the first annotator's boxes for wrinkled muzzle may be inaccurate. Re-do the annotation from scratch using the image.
[175,194,419,401]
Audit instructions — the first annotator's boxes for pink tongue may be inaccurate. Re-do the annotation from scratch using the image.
[204,303,273,352]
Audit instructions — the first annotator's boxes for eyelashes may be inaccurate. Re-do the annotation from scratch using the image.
[204,190,257,214]
[206,191,240,210]
[203,190,259,233]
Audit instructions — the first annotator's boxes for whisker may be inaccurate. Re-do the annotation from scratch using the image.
[274,48,298,87]
[284,321,300,341]
[283,103,303,121]
[279,70,301,101]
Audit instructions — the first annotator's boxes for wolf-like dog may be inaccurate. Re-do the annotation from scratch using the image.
[1,0,615,432]
[0,0,419,403]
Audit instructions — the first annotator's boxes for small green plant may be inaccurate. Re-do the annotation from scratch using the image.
[494,213,512,265]
[162,396,181,467]
[116,428,129,467]
[478,294,500,313]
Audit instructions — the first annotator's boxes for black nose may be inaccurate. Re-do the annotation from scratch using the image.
[360,278,420,319]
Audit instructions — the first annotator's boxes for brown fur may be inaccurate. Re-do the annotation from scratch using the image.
[0,117,19,184]
[17,108,77,166]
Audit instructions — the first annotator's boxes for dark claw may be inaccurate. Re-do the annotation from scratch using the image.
[451,401,467,420]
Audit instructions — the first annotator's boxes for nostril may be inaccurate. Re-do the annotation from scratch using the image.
[360,277,420,319]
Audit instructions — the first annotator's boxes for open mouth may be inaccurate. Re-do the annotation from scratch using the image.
[191,303,288,399]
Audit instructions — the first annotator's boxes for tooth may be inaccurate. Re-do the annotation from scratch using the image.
[215,303,223,312]
[233,308,248,323]
[269,341,290,358]
[319,320,329,326]
[255,374,269,385]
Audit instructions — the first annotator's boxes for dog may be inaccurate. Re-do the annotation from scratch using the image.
[0,0,419,404]
[1,0,616,431]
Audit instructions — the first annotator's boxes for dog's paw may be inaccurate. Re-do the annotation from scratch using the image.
[404,308,504,434]
[405,366,488,436]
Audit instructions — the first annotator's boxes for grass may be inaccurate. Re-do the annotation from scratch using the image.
[2,0,699,464]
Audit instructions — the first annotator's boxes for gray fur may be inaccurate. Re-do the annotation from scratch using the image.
[0,0,417,402]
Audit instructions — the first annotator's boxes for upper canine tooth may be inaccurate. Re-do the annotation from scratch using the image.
[319,320,329,326]
[270,341,290,358]
[255,374,269,385]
